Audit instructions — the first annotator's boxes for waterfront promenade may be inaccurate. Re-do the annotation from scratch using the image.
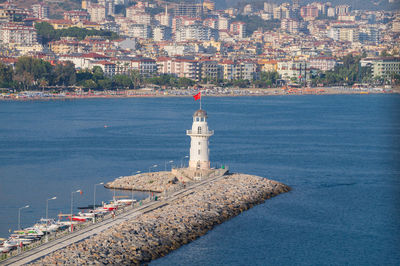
[1,171,289,265]
[0,171,235,265]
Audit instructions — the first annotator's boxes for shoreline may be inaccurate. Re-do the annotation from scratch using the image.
[0,91,398,102]
[31,173,290,265]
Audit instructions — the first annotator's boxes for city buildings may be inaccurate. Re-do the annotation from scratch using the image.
[0,0,398,86]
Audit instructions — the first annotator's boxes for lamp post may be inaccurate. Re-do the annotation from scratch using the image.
[93,183,103,223]
[165,160,174,171]
[46,197,57,221]
[45,197,56,242]
[181,155,189,168]
[70,190,82,219]
[18,205,29,230]
[149,164,158,173]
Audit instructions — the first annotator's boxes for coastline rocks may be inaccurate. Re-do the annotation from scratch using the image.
[105,171,192,193]
[32,174,290,265]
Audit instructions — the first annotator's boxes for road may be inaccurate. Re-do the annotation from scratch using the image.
[1,171,227,266]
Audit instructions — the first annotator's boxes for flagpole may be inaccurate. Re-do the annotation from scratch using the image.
[200,91,202,110]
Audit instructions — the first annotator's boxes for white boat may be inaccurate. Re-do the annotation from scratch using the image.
[2,238,19,248]
[34,219,61,233]
[115,199,136,206]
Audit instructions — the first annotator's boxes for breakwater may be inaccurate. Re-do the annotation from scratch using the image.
[31,173,290,265]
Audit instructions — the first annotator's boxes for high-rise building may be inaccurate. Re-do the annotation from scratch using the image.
[292,0,300,11]
[335,5,351,16]
[153,25,172,41]
[32,3,49,19]
[175,1,203,18]
[203,0,215,12]
[281,18,299,33]
[300,5,319,20]
[273,4,291,20]
[88,4,106,23]
[0,22,37,46]
[264,2,277,14]
[230,21,246,38]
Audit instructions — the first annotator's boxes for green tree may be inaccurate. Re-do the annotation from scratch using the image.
[177,77,195,88]
[113,74,132,89]
[0,62,13,88]
[129,70,143,89]
[35,22,56,44]
[14,57,52,89]
[53,62,77,86]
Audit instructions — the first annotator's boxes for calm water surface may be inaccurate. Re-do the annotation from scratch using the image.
[0,95,399,265]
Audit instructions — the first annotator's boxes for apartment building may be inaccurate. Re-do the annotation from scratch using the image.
[32,3,49,19]
[0,23,37,46]
[360,57,400,79]
[277,60,310,81]
[157,57,200,81]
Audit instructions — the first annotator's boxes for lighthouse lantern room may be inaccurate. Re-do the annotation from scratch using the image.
[186,109,214,170]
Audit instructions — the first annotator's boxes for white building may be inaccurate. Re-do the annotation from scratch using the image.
[128,24,151,39]
[32,3,49,19]
[187,109,214,170]
[0,23,37,46]
[176,25,217,42]
[88,4,106,23]
[360,57,400,79]
[218,16,230,30]
[155,6,172,27]
[277,60,310,81]
[153,26,172,41]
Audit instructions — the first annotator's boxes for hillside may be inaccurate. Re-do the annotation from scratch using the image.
[223,0,400,11]
[0,0,81,19]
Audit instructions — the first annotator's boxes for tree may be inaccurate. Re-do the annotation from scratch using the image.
[14,57,52,89]
[0,62,13,88]
[113,74,132,89]
[177,77,195,88]
[35,22,56,44]
[53,62,76,86]
[129,70,143,89]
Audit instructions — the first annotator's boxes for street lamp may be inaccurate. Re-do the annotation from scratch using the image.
[181,155,189,168]
[149,164,158,173]
[93,183,104,223]
[46,197,57,221]
[70,190,82,218]
[165,160,174,171]
[45,197,56,242]
[18,205,29,230]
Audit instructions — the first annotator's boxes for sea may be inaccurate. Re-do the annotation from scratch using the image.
[0,95,399,265]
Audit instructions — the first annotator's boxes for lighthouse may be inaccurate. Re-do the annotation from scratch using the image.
[186,109,214,170]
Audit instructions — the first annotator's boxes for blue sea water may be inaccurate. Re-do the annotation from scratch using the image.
[0,95,399,265]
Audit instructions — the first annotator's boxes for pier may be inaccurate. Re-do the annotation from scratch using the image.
[1,171,289,265]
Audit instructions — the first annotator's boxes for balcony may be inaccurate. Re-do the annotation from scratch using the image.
[186,130,214,136]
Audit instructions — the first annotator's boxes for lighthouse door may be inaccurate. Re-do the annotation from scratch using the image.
[196,161,200,169]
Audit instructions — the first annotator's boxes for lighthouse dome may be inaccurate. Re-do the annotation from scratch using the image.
[193,109,207,118]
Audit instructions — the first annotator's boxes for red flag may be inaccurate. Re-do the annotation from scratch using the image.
[193,92,201,101]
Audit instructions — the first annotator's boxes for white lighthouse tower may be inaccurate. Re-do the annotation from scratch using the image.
[186,109,214,170]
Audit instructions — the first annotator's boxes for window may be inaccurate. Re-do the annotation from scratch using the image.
[198,142,201,145]
[198,126,202,134]
[198,149,201,155]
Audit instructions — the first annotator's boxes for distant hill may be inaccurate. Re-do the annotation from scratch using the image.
[220,0,400,11]
[0,0,82,19]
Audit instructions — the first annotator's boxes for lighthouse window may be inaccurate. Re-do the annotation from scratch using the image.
[198,149,201,155]
[198,126,202,134]
[198,142,201,145]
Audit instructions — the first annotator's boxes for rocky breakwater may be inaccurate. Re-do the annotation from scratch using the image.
[32,174,290,265]
[105,171,191,193]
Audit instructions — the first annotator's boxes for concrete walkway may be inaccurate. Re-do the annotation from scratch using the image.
[1,172,227,266]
